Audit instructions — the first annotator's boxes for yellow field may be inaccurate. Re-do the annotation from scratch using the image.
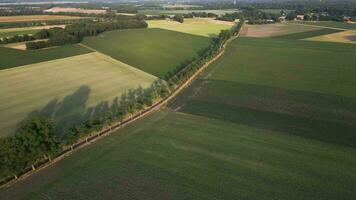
[147,18,234,37]
[240,23,321,38]
[0,52,157,137]
[0,15,83,23]
[305,30,356,44]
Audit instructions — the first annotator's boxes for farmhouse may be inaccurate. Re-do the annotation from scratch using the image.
[279,16,286,22]
[296,15,305,20]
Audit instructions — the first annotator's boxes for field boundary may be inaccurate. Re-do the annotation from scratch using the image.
[289,22,348,31]
[0,24,243,189]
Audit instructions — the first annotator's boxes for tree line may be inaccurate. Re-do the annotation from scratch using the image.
[0,79,169,180]
[0,19,244,184]
[26,19,147,50]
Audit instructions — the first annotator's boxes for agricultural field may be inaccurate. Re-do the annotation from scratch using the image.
[0,52,157,137]
[240,23,321,38]
[291,21,356,30]
[0,44,91,70]
[0,15,83,23]
[275,28,343,40]
[0,29,38,38]
[147,18,234,37]
[138,9,240,16]
[305,30,356,44]
[0,25,66,38]
[1,110,355,200]
[171,37,356,148]
[82,28,211,78]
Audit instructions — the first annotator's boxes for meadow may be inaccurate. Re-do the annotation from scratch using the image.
[0,29,39,38]
[82,28,211,78]
[0,111,355,200]
[171,37,356,148]
[147,18,234,37]
[0,52,157,137]
[0,44,91,70]
[0,15,83,23]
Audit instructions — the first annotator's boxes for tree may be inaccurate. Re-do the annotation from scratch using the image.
[173,14,184,23]
[15,117,59,163]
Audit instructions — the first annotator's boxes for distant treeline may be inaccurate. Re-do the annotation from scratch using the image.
[0,34,36,44]
[0,18,92,29]
[26,19,147,50]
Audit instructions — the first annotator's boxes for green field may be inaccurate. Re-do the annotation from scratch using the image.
[275,28,343,39]
[1,110,355,200]
[147,18,233,37]
[1,27,356,200]
[0,52,157,137]
[0,29,39,38]
[0,44,92,70]
[291,21,356,30]
[138,9,240,16]
[171,37,356,148]
[82,28,211,78]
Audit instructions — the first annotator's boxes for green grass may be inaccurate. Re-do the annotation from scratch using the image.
[82,28,211,78]
[0,52,157,137]
[0,29,39,38]
[1,111,355,200]
[291,21,356,30]
[0,44,92,70]
[147,18,233,37]
[171,37,356,148]
[274,28,343,39]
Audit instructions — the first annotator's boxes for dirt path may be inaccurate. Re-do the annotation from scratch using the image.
[0,27,242,189]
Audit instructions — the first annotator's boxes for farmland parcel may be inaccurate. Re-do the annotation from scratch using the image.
[1,27,355,200]
[82,28,211,78]
[0,52,157,137]
[147,18,234,37]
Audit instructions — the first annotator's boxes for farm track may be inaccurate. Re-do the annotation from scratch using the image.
[0,27,242,189]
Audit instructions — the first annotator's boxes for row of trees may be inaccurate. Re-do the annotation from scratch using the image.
[0,79,170,180]
[166,21,244,89]
[0,118,59,179]
[26,19,147,50]
[216,8,279,24]
[0,18,92,29]
[0,34,35,44]
[0,19,244,184]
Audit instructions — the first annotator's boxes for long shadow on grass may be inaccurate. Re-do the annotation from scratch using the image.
[25,85,142,140]
[171,79,356,148]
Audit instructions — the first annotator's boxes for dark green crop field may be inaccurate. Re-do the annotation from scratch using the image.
[0,45,92,70]
[275,28,342,39]
[171,37,356,148]
[1,111,355,200]
[82,28,211,79]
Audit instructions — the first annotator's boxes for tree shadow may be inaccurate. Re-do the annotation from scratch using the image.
[26,84,157,140]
